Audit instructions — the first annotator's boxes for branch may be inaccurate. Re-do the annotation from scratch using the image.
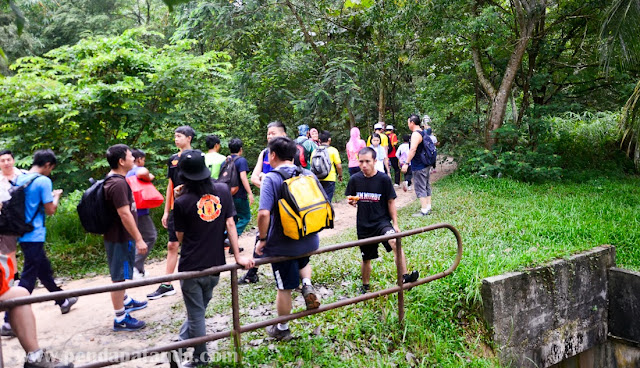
[282,0,327,65]
[471,45,497,100]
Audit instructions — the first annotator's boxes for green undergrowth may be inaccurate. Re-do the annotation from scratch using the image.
[200,172,640,367]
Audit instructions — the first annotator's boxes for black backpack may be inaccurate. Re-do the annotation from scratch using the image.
[419,130,438,168]
[218,156,240,195]
[77,175,117,234]
[0,174,41,236]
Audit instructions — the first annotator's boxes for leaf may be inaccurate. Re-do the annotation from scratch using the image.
[161,0,192,12]
[8,0,26,35]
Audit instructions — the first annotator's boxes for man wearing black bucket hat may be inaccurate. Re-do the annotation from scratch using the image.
[173,149,254,367]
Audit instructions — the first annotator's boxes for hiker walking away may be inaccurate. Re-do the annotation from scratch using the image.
[0,149,26,281]
[255,137,321,341]
[345,147,419,294]
[309,128,320,146]
[125,149,158,280]
[346,127,366,176]
[242,121,288,284]
[0,255,74,367]
[312,130,342,202]
[104,144,148,331]
[402,114,432,216]
[228,138,254,236]
[396,134,413,191]
[385,125,400,186]
[1,150,77,338]
[294,124,317,170]
[172,150,254,367]
[369,134,390,177]
[204,135,227,180]
[149,126,195,300]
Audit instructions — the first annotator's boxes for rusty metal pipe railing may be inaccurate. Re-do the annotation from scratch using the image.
[0,223,462,368]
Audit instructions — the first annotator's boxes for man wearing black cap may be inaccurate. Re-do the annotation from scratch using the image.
[173,149,254,367]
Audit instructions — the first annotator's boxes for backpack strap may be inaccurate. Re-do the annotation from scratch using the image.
[273,166,303,181]
[19,174,43,225]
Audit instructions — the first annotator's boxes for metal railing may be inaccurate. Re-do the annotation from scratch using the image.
[0,223,462,367]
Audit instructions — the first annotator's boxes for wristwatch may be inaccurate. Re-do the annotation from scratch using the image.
[258,236,267,241]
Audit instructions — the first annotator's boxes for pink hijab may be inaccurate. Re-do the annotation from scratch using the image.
[346,127,366,167]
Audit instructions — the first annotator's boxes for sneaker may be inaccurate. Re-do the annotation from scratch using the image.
[412,210,430,217]
[266,324,292,341]
[113,313,146,331]
[393,183,399,188]
[302,284,320,310]
[360,284,370,295]
[132,268,146,280]
[59,297,78,315]
[228,247,244,255]
[147,284,176,300]
[407,185,413,191]
[24,349,73,368]
[124,297,148,313]
[1,322,15,337]
[238,271,258,284]
[402,271,419,284]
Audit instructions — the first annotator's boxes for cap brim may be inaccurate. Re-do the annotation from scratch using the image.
[182,168,211,181]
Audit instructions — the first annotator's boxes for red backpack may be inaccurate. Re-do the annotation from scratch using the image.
[294,144,307,168]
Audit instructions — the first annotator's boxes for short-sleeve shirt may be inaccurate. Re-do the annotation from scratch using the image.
[367,134,389,148]
[174,182,236,272]
[230,154,250,199]
[0,168,25,202]
[125,166,149,217]
[259,164,320,257]
[16,173,52,243]
[345,171,397,236]
[167,153,184,209]
[372,145,387,173]
[318,145,341,182]
[386,132,398,158]
[103,175,137,243]
[205,151,227,180]
[397,143,410,165]
[261,148,272,174]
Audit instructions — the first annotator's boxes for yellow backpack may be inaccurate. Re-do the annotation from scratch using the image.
[274,168,334,240]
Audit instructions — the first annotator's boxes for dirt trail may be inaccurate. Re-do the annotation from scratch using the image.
[2,159,456,367]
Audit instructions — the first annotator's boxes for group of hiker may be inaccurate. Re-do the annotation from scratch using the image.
[0,113,438,367]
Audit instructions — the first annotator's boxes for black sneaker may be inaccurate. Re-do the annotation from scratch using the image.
[238,271,258,284]
[402,271,419,284]
[1,322,15,337]
[228,247,244,255]
[302,284,320,310]
[59,297,78,315]
[266,324,292,341]
[360,284,370,295]
[147,284,176,300]
[23,349,73,368]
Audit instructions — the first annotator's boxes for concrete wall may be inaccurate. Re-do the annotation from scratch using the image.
[481,246,615,368]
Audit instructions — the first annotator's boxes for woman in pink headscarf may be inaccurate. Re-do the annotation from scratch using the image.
[309,128,320,146]
[346,127,366,175]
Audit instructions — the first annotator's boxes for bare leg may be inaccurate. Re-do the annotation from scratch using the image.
[419,196,431,208]
[275,290,293,317]
[361,260,372,285]
[7,251,17,275]
[110,284,126,310]
[165,241,179,281]
[388,239,407,275]
[1,286,39,353]
[299,264,311,279]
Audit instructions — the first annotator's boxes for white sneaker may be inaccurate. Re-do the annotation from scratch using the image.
[407,185,413,191]
[132,268,146,280]
[393,183,399,188]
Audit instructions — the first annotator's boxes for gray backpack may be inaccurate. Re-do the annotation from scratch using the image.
[310,146,332,179]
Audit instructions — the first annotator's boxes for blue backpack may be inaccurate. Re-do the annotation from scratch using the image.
[419,130,437,168]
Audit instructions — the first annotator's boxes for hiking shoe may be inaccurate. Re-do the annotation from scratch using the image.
[360,284,370,295]
[24,349,73,368]
[60,297,78,315]
[113,313,146,331]
[1,322,15,337]
[147,284,176,300]
[412,210,430,217]
[238,271,258,284]
[403,271,419,284]
[124,297,148,313]
[266,325,292,341]
[302,284,320,310]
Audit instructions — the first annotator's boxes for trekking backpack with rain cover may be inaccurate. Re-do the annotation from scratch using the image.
[419,130,437,168]
[310,146,332,180]
[274,167,334,240]
[0,174,41,236]
[217,156,240,195]
[293,143,307,168]
[77,175,117,234]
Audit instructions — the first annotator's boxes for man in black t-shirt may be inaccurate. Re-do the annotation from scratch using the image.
[148,126,195,300]
[173,150,253,366]
[345,147,419,294]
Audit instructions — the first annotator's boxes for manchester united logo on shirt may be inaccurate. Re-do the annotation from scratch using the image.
[196,194,222,222]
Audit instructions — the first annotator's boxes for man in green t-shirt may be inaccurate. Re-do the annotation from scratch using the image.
[204,135,227,179]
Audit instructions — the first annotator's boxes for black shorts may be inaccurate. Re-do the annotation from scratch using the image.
[271,256,310,290]
[358,225,396,261]
[167,210,178,242]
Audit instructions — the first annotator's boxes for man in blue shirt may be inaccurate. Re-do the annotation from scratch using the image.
[255,137,321,341]
[2,150,77,337]
[228,138,254,237]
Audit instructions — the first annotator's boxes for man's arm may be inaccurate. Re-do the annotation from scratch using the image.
[117,206,147,255]
[402,132,422,173]
[250,151,264,188]
[239,170,254,204]
[388,199,399,232]
[255,209,271,255]
[135,167,154,182]
[162,179,173,228]
[43,190,62,215]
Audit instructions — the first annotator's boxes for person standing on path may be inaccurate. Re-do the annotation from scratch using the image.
[345,147,419,294]
[125,149,158,280]
[346,127,366,176]
[396,135,413,191]
[314,130,342,202]
[204,135,227,180]
[228,138,254,236]
[148,126,195,300]
[294,124,317,170]
[2,150,77,337]
[370,134,390,176]
[255,137,321,341]
[172,149,253,367]
[104,144,148,332]
[385,125,400,186]
[402,114,432,216]
[0,149,26,280]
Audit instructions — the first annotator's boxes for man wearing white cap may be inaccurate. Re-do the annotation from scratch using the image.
[385,124,400,186]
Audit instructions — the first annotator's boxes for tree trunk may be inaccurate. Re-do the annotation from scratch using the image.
[378,79,386,123]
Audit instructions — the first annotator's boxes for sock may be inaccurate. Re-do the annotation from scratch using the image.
[421,205,431,214]
[27,349,43,363]
[115,308,126,322]
[277,322,289,331]
[302,278,311,286]
[123,295,132,305]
